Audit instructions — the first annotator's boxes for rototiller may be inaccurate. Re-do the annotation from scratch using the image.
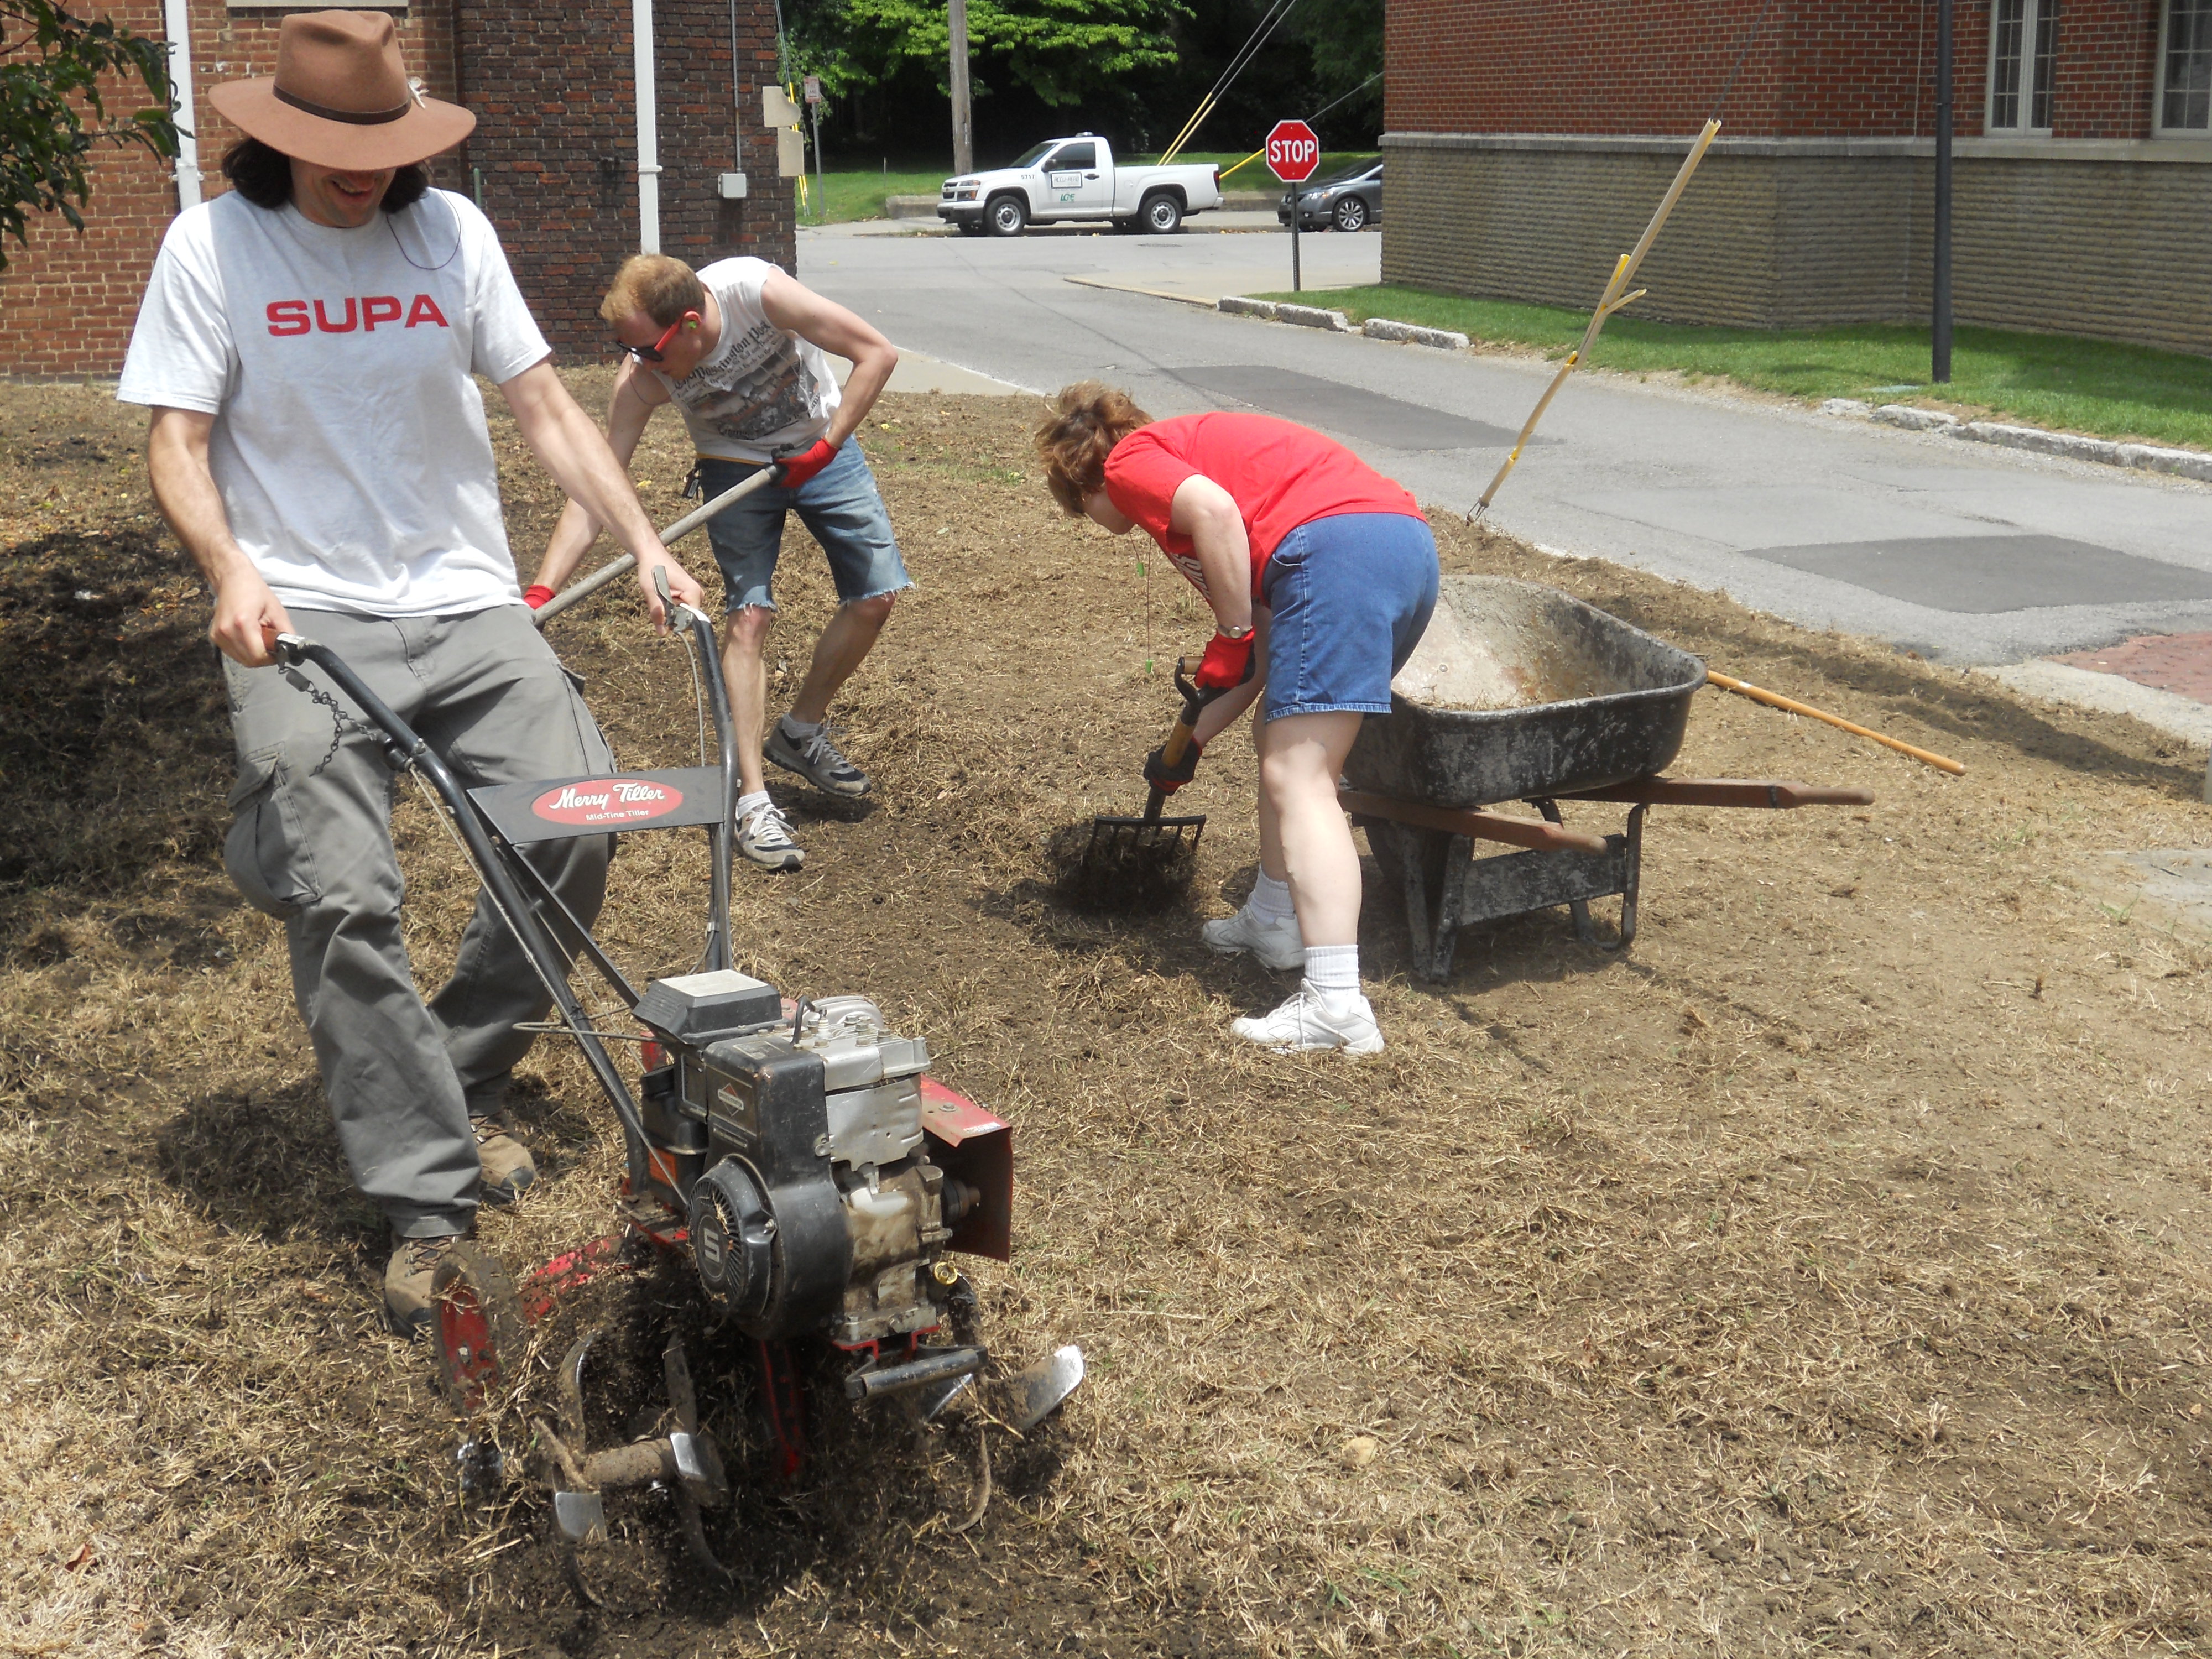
[269,562,1079,1581]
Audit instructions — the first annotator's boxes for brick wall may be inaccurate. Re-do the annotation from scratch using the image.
[0,0,180,379]
[0,0,794,377]
[1386,0,2166,142]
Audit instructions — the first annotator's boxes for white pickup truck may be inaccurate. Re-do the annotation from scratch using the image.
[938,134,1223,237]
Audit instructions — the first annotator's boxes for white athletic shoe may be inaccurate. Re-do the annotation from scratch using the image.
[737,799,805,871]
[1230,983,1384,1055]
[1201,907,1305,971]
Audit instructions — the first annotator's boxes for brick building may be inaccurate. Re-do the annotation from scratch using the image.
[1383,1,2212,353]
[1,0,796,378]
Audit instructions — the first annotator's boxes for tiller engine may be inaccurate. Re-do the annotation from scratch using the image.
[267,570,1078,1584]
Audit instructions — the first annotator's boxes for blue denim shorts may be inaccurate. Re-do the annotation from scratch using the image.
[1259,512,1441,722]
[695,444,912,614]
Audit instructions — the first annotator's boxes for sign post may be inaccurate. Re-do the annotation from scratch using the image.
[804,75,824,220]
[1266,119,1321,293]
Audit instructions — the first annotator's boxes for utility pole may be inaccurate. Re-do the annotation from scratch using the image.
[948,0,972,175]
[1932,0,1954,383]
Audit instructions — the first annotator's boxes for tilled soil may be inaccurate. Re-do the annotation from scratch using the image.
[5,377,2212,1658]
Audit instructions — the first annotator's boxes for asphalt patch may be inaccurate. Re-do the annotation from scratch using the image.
[1741,533,2212,612]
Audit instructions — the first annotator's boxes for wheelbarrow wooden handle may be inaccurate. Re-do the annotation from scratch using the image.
[1705,671,1965,776]
[1339,789,1611,855]
[1558,777,1876,809]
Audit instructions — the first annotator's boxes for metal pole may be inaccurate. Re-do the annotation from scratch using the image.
[1291,210,1301,293]
[1932,0,1954,384]
[948,0,972,175]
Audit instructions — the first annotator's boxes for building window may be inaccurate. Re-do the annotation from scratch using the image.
[1987,0,2056,133]
[2162,0,2212,131]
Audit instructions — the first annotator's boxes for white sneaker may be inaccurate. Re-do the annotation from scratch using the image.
[737,799,805,870]
[1230,984,1384,1055]
[1201,907,1305,971]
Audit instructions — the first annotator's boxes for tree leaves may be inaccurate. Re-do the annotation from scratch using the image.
[0,0,179,271]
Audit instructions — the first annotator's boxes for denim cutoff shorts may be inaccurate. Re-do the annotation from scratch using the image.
[1259,512,1441,723]
[695,443,912,613]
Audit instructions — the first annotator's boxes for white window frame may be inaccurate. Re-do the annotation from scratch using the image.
[1986,0,2058,135]
[2157,0,2212,134]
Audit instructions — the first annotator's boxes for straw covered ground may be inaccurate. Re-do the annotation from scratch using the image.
[5,375,2212,1658]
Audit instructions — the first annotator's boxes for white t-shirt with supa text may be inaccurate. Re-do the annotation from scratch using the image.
[652,257,840,465]
[118,188,550,617]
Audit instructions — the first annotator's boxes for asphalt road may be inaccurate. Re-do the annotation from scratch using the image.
[800,220,2212,668]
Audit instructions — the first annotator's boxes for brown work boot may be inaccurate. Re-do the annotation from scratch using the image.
[472,1110,536,1205]
[385,1232,462,1339]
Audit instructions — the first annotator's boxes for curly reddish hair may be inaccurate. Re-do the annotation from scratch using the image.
[1034,382,1152,516]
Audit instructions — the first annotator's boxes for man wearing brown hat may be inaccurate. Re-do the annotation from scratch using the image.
[117,11,705,1335]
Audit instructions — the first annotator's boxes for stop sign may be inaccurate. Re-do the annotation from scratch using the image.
[1266,120,1320,185]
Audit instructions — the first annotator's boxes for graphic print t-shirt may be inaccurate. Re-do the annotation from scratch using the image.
[117,189,549,616]
[1102,412,1422,599]
[653,257,839,463]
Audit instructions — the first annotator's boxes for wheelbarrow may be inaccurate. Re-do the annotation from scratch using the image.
[1340,576,1873,979]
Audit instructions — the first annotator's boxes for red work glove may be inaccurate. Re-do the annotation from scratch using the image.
[1144,738,1202,794]
[1193,629,1256,691]
[523,583,556,610]
[776,439,838,491]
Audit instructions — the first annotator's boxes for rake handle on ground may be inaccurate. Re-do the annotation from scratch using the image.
[1705,671,1966,776]
[531,462,787,627]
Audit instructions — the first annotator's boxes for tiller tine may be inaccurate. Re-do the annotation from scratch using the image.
[536,1329,734,1588]
[1000,1344,1085,1433]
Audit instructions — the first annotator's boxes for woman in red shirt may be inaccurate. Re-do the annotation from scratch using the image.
[1036,383,1439,1054]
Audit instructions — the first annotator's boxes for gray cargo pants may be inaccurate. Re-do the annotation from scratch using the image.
[222,606,614,1238]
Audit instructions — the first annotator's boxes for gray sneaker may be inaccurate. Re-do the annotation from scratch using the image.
[765,718,871,797]
[737,797,806,870]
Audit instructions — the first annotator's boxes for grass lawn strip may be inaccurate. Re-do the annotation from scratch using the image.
[1253,282,2212,455]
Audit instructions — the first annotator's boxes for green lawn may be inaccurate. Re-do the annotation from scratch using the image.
[1249,283,2212,452]
[796,168,952,225]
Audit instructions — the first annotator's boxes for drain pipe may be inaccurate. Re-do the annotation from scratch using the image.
[632,0,661,251]
[161,0,200,209]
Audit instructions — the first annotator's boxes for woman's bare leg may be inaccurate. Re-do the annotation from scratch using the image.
[1255,710,1364,947]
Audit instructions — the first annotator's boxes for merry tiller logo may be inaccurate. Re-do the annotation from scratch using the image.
[530,778,683,826]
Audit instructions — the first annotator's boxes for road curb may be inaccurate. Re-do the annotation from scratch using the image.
[1362,317,1472,351]
[1825,400,2212,483]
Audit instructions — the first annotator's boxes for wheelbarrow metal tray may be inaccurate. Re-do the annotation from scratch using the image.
[1344,576,1707,808]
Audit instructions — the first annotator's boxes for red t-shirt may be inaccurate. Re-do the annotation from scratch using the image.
[1101,413,1422,599]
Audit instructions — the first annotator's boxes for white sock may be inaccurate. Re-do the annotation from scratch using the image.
[736,789,771,818]
[1246,870,1294,926]
[780,713,823,738]
[1303,944,1360,998]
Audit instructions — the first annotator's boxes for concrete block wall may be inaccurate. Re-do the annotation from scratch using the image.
[1380,136,2212,354]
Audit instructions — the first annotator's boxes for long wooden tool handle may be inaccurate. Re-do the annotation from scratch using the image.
[1474,119,1720,518]
[533,462,785,627]
[1707,671,1966,776]
[1339,789,1611,855]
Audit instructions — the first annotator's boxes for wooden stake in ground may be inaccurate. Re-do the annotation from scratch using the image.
[1707,670,1967,775]
[1471,118,1721,521]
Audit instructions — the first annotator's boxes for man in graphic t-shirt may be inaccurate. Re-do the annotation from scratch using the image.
[530,253,905,871]
[117,11,706,1335]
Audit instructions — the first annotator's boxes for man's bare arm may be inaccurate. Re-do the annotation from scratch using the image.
[498,357,701,630]
[759,272,898,445]
[533,363,664,593]
[147,406,294,667]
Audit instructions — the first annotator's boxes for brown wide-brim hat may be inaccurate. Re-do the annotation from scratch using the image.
[207,10,474,173]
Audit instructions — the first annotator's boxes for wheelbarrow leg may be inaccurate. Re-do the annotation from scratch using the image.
[1531,800,1597,945]
[1379,822,1467,982]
